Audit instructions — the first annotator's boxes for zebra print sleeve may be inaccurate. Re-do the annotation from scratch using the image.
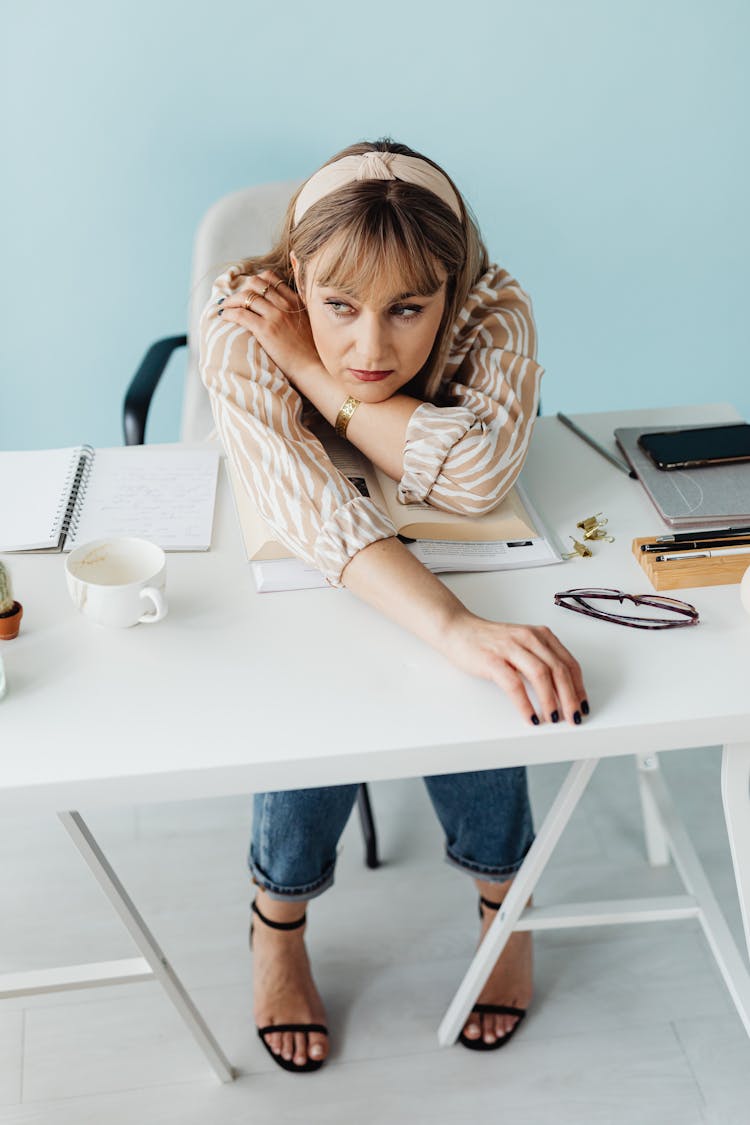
[397,266,544,515]
[199,265,397,588]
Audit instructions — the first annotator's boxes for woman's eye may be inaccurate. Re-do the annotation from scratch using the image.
[392,304,424,320]
[325,301,353,317]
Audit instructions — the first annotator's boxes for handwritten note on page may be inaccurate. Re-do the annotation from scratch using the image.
[66,447,220,551]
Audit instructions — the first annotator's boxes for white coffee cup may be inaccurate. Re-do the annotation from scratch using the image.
[65,537,167,628]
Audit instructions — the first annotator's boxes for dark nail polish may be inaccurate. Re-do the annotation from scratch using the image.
[218,309,223,315]
[531,713,540,725]
[581,699,590,715]
[550,710,559,723]
[217,297,225,305]
[573,711,581,725]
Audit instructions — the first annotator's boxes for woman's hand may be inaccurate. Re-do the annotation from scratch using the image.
[218,271,321,386]
[440,611,588,726]
[342,538,588,729]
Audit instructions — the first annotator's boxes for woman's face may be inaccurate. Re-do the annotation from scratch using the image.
[292,250,447,403]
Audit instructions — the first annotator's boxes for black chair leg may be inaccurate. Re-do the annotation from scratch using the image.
[356,783,380,869]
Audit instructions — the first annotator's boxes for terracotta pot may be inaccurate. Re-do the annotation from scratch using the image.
[0,601,23,641]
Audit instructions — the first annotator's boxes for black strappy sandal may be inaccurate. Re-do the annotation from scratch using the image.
[457,895,527,1051]
[249,897,329,1074]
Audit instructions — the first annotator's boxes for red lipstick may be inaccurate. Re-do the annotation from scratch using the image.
[349,369,393,382]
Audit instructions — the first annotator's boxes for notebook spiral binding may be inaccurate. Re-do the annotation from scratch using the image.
[50,445,95,547]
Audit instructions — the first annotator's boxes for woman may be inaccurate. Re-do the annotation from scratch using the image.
[199,138,588,1074]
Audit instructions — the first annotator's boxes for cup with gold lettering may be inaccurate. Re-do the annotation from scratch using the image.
[65,537,167,627]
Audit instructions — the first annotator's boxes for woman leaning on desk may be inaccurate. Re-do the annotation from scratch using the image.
[199,138,590,1074]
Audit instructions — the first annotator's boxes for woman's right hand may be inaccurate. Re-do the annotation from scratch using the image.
[341,537,588,728]
[440,611,588,727]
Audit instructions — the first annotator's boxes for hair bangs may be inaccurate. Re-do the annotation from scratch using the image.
[309,212,445,305]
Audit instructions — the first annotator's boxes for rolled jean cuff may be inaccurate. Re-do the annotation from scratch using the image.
[248,849,336,903]
[443,833,535,882]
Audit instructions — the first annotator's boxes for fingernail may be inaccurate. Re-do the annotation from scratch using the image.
[550,710,559,723]
[217,297,225,305]
[573,711,581,725]
[218,309,223,315]
[530,713,540,725]
[581,699,590,715]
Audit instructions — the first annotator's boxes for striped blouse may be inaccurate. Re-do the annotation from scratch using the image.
[199,263,544,587]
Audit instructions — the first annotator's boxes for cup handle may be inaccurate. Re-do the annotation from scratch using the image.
[139,586,168,624]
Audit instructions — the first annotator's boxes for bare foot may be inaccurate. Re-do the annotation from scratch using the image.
[461,880,533,1046]
[251,889,329,1067]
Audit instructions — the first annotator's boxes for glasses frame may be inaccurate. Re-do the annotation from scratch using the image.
[553,587,700,630]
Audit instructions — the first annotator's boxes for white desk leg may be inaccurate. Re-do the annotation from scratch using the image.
[721,742,750,963]
[58,811,236,1084]
[635,754,671,867]
[437,757,599,1047]
[642,762,750,1039]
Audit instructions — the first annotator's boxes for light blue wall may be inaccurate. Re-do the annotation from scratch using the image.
[2,0,748,450]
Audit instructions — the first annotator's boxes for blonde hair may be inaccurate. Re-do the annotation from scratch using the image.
[232,138,489,400]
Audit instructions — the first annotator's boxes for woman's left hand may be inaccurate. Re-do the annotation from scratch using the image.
[218,270,321,386]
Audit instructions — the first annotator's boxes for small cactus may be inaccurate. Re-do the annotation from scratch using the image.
[0,561,14,615]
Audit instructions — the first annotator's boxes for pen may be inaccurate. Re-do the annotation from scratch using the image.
[655,546,750,562]
[642,536,750,553]
[654,525,750,544]
[556,413,637,478]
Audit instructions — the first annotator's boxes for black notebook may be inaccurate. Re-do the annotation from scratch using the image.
[0,445,220,552]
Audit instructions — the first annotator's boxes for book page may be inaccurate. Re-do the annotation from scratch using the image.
[226,459,292,561]
[66,447,220,551]
[0,447,80,551]
[407,537,559,572]
[372,463,536,541]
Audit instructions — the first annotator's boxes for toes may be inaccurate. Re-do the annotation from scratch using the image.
[263,1029,328,1066]
[293,1031,307,1066]
[281,1031,295,1061]
[494,1013,519,1040]
[464,1013,522,1044]
[308,1031,327,1061]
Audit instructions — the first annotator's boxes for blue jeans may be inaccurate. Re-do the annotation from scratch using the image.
[249,767,535,902]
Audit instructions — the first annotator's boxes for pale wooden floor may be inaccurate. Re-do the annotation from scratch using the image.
[1,746,748,1124]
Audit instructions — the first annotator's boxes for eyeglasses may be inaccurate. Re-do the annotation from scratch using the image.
[554,587,700,629]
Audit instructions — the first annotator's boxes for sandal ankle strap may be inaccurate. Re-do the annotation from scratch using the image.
[479,894,503,912]
[252,897,307,931]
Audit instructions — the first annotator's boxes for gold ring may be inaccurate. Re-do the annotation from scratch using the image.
[244,291,259,312]
[260,283,271,299]
[272,278,285,292]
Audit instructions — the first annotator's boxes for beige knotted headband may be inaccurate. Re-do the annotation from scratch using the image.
[293,151,462,226]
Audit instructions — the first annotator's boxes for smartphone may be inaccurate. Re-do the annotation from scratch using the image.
[638,424,750,471]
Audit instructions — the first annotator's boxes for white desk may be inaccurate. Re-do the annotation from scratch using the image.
[2,403,749,1082]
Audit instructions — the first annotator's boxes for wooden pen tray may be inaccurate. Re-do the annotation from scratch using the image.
[633,536,750,591]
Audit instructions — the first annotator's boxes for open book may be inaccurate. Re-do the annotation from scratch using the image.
[0,445,220,552]
[226,425,561,592]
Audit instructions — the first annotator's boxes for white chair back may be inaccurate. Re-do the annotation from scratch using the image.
[182,180,301,443]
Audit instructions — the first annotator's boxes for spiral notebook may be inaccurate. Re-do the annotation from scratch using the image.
[0,445,220,552]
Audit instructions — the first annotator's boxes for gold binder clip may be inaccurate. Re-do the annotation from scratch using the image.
[576,512,607,532]
[562,536,593,560]
[583,526,615,543]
